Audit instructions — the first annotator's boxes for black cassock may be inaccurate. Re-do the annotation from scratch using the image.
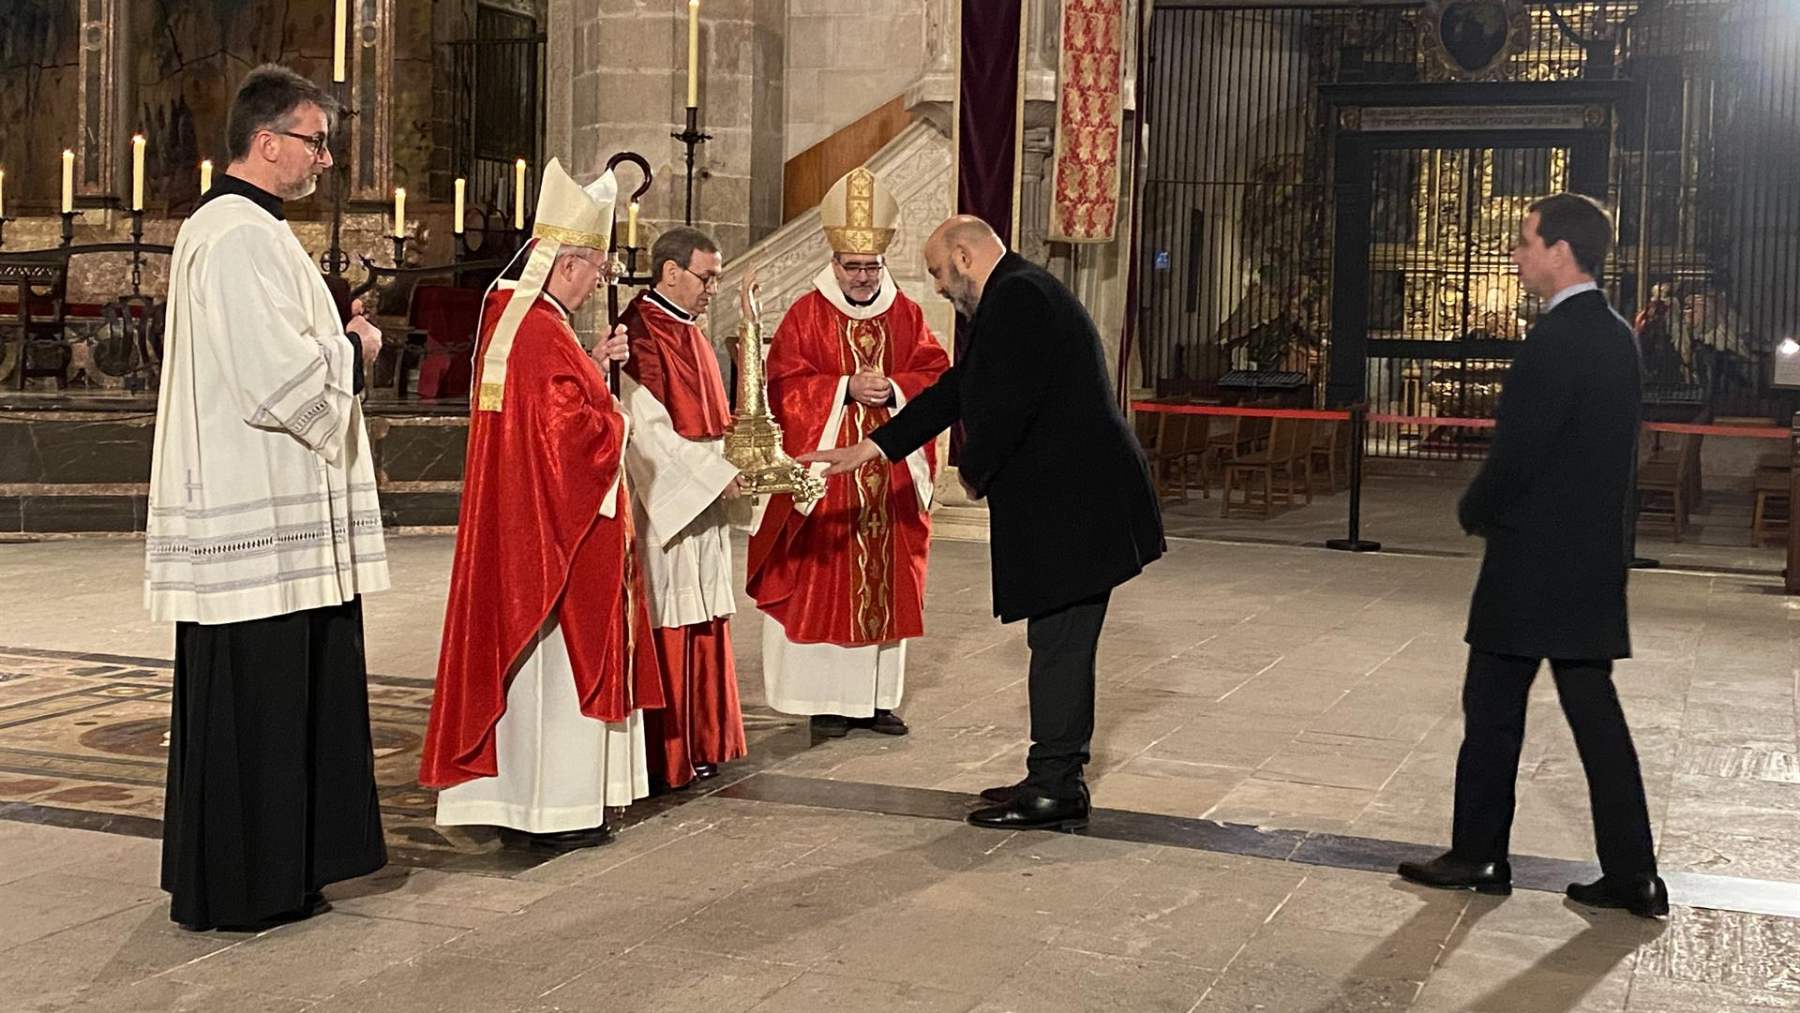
[162,597,386,928]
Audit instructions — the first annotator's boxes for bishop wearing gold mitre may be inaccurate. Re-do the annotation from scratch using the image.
[746,167,950,738]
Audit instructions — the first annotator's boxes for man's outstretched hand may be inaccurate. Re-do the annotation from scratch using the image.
[799,438,883,477]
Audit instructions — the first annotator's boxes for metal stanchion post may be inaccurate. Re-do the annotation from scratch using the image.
[1326,403,1381,553]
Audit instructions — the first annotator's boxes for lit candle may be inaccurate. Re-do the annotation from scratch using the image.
[131,134,146,210]
[392,187,406,238]
[513,158,527,230]
[199,159,213,195]
[0,169,7,219]
[452,177,465,234]
[61,149,74,213]
[627,200,639,248]
[333,0,347,83]
[687,0,700,108]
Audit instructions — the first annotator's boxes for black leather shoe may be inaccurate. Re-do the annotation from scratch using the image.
[968,791,1089,831]
[1396,852,1512,895]
[693,762,720,780]
[811,715,850,738]
[979,779,1028,804]
[1567,874,1669,918]
[499,825,613,853]
[866,710,909,736]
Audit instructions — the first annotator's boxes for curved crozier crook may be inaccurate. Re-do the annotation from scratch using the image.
[604,151,655,203]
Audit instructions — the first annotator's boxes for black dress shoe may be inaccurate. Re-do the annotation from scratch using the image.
[978,779,1028,804]
[1567,874,1670,918]
[867,710,908,736]
[1396,852,1512,895]
[811,715,850,738]
[499,825,613,853]
[180,892,331,933]
[968,791,1089,831]
[693,762,720,779]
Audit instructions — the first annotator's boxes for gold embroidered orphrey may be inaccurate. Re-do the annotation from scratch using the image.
[1422,0,1531,81]
[723,276,826,504]
[843,317,894,642]
[822,167,897,256]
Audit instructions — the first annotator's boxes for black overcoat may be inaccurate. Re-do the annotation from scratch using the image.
[871,253,1165,622]
[1459,289,1641,660]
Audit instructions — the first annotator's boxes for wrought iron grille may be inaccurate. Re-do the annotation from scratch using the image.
[1140,1,1800,457]
[449,7,545,227]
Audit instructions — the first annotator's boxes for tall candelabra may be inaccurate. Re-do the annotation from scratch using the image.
[671,106,711,226]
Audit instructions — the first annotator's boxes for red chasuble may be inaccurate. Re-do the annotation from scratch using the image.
[746,287,949,645]
[419,290,663,789]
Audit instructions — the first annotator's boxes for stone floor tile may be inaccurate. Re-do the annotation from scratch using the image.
[305,952,580,1012]
[1206,776,1379,833]
[527,945,806,1013]
[164,913,464,1000]
[55,978,315,1013]
[1635,907,1800,995]
[1624,975,1800,1011]
[1190,962,1420,1012]
[816,902,1063,993]
[0,871,166,951]
[0,901,233,1012]
[742,971,983,1012]
[972,946,1215,1013]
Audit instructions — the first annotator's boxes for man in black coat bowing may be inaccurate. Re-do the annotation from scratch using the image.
[1398,193,1668,918]
[803,215,1164,831]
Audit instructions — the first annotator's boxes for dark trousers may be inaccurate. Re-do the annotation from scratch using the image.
[1023,591,1111,800]
[162,598,387,927]
[1451,648,1657,879]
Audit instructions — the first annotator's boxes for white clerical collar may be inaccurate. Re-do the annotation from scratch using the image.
[813,264,898,321]
[495,280,572,321]
[1545,280,1598,313]
[645,288,697,324]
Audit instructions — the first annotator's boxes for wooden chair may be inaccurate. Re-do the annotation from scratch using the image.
[1752,464,1790,547]
[1309,419,1349,494]
[1222,417,1313,517]
[1637,433,1702,541]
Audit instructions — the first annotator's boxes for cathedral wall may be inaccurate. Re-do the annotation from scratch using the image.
[782,0,929,159]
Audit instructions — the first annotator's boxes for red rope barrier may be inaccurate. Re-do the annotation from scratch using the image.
[1132,402,1789,440]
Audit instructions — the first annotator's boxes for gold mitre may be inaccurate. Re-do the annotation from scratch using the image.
[532,157,617,251]
[475,158,618,412]
[820,167,897,255]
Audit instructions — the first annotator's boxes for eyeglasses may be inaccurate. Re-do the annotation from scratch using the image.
[680,264,721,291]
[835,259,884,277]
[276,131,331,159]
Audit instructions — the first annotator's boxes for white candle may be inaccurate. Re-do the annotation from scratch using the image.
[627,200,639,248]
[687,0,700,108]
[131,134,146,210]
[333,0,348,83]
[61,149,74,213]
[0,169,7,218]
[513,159,527,230]
[393,187,406,238]
[453,177,466,234]
[199,159,213,195]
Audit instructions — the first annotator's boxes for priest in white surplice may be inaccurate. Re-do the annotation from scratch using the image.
[419,159,664,852]
[148,65,389,931]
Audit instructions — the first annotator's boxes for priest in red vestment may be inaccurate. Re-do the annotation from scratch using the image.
[420,159,662,853]
[619,226,751,789]
[746,167,949,739]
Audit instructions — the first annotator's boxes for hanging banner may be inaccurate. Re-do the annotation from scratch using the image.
[1049,0,1125,243]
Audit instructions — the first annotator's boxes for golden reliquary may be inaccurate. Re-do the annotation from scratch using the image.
[722,273,826,505]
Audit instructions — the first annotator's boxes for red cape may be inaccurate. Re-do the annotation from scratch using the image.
[745,287,949,645]
[619,291,732,439]
[419,290,664,789]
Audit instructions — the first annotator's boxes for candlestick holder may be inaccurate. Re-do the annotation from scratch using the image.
[60,210,77,247]
[671,106,711,226]
[390,234,409,268]
[128,208,146,295]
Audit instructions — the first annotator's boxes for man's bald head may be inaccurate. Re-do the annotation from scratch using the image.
[924,215,1007,319]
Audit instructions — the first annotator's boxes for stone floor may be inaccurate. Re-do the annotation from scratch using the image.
[2,531,1798,1012]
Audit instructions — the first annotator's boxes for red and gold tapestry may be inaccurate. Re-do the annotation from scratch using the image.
[1049,0,1125,243]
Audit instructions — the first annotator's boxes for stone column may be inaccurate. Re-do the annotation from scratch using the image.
[553,0,784,259]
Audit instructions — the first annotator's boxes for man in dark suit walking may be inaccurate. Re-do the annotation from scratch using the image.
[1398,193,1668,918]
[803,215,1165,831]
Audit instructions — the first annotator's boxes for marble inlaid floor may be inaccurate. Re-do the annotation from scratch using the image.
[1,534,1797,1012]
